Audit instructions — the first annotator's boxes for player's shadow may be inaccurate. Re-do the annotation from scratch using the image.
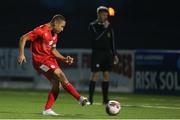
[30,112,87,118]
[57,113,86,118]
[0,111,15,114]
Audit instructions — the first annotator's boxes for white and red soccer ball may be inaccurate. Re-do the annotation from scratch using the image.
[106,100,121,116]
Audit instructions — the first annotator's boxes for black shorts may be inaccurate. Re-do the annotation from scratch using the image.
[91,50,113,72]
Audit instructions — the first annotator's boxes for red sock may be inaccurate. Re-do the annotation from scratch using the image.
[45,90,59,110]
[62,82,81,100]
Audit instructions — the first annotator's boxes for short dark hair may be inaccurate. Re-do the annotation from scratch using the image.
[51,14,65,23]
[97,6,108,14]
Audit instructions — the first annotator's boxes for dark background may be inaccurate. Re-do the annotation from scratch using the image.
[0,0,179,50]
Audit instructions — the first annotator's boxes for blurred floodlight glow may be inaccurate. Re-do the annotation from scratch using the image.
[108,7,115,16]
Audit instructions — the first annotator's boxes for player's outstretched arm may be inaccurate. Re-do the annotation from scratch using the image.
[17,34,30,65]
[52,48,74,65]
[52,48,66,61]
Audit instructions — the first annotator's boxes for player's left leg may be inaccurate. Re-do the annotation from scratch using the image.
[33,61,60,115]
[45,79,59,110]
[43,79,60,116]
[102,71,110,104]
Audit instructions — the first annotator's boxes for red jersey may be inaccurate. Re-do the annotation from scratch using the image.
[27,24,58,63]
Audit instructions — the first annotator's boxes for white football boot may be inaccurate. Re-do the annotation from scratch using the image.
[79,96,90,106]
[42,109,59,116]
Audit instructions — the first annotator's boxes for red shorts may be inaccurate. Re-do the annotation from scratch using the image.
[33,58,60,81]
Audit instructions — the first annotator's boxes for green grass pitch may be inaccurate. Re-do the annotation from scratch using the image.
[0,89,180,119]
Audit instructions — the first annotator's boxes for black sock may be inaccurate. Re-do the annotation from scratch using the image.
[102,81,109,104]
[89,81,96,104]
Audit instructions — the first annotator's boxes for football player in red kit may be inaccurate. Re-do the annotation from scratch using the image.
[17,14,90,115]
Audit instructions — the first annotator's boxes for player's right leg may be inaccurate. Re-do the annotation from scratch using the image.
[53,68,90,106]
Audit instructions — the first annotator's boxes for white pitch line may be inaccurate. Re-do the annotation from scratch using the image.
[93,103,102,105]
[93,102,180,110]
[123,104,180,110]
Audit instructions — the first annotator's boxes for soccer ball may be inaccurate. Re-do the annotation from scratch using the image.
[106,100,121,116]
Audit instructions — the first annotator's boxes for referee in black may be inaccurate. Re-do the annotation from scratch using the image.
[88,6,119,105]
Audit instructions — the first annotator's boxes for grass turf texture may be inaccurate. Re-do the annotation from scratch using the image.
[0,89,180,119]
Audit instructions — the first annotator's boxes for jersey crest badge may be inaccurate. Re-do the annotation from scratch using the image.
[107,32,111,38]
[49,40,53,46]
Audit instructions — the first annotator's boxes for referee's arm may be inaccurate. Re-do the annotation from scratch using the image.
[110,28,117,56]
[110,28,119,64]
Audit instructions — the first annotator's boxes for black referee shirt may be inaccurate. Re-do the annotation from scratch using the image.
[89,20,117,56]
